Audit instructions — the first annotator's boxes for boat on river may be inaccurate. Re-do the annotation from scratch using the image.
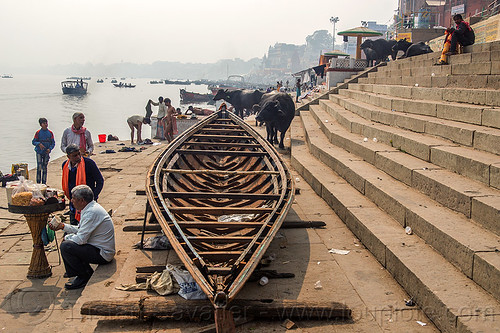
[61,80,87,95]
[113,82,136,88]
[146,109,294,329]
[180,88,214,104]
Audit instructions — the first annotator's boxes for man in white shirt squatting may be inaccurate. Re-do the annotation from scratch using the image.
[50,184,115,290]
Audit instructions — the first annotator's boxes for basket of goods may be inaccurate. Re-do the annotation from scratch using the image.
[7,177,65,214]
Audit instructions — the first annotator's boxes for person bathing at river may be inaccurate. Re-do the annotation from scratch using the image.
[150,96,166,140]
[164,98,177,143]
[126,115,150,144]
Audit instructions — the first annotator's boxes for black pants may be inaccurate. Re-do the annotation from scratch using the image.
[61,241,109,278]
[69,211,78,226]
[450,33,474,53]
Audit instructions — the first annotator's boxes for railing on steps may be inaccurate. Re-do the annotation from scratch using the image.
[330,58,369,70]
[295,62,386,114]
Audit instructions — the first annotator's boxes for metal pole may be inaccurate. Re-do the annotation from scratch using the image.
[330,17,339,50]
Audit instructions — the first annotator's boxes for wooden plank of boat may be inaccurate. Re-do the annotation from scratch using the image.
[145,109,294,332]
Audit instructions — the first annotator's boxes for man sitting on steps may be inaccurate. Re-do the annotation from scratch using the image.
[50,185,115,290]
[447,14,475,56]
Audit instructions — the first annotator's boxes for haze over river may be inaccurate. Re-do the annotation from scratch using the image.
[0,75,214,176]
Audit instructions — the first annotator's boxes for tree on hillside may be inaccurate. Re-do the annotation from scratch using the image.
[304,30,332,66]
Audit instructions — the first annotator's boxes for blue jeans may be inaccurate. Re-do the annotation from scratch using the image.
[36,153,50,184]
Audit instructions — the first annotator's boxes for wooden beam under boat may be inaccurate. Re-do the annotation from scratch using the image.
[81,298,352,320]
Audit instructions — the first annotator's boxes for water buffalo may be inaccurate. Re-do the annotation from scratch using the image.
[360,39,397,64]
[213,89,264,119]
[254,92,295,149]
[362,47,379,67]
[392,39,433,58]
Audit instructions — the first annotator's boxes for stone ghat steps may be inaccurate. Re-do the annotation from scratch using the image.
[308,102,500,237]
[290,117,500,333]
[350,82,500,108]
[322,96,500,191]
[337,88,500,152]
[359,72,500,90]
[302,106,500,288]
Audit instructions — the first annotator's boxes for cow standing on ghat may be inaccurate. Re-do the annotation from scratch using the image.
[253,92,295,149]
[360,38,397,64]
[213,89,264,119]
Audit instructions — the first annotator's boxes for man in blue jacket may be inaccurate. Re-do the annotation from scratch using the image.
[32,118,55,184]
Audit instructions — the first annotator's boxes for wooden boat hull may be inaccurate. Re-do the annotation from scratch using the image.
[180,88,214,104]
[146,110,294,310]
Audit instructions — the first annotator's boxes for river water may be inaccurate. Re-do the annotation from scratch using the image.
[0,75,215,174]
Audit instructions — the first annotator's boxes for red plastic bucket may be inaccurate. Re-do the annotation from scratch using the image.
[98,134,106,143]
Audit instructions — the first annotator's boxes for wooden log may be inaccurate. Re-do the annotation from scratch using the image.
[136,265,167,273]
[81,298,351,320]
[214,308,236,333]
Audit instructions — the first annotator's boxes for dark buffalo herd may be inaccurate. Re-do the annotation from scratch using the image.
[212,89,295,149]
[361,38,433,65]
[213,89,264,119]
[391,39,433,58]
[360,39,397,65]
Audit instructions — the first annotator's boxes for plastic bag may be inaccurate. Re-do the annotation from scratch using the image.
[218,214,255,223]
[11,176,30,196]
[167,264,207,300]
[41,225,55,246]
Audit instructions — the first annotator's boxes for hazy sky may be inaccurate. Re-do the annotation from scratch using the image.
[1,0,398,67]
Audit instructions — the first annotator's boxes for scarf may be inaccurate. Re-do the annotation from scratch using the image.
[457,21,472,31]
[71,125,87,152]
[62,157,86,221]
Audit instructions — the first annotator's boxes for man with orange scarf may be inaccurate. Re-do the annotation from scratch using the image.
[61,112,94,156]
[62,144,104,225]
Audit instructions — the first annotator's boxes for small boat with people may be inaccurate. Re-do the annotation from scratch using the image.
[145,108,294,329]
[61,80,88,95]
[97,79,104,83]
[111,79,117,83]
[113,82,136,88]
[1,74,13,78]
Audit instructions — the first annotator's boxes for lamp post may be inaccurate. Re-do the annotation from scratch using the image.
[330,16,339,50]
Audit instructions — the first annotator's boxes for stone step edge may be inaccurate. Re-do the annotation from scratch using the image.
[357,75,500,91]
[307,103,500,236]
[300,108,500,291]
[323,95,500,190]
[348,82,500,108]
[290,119,500,333]
[338,88,500,152]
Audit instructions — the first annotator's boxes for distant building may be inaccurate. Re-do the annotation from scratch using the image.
[396,0,492,29]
